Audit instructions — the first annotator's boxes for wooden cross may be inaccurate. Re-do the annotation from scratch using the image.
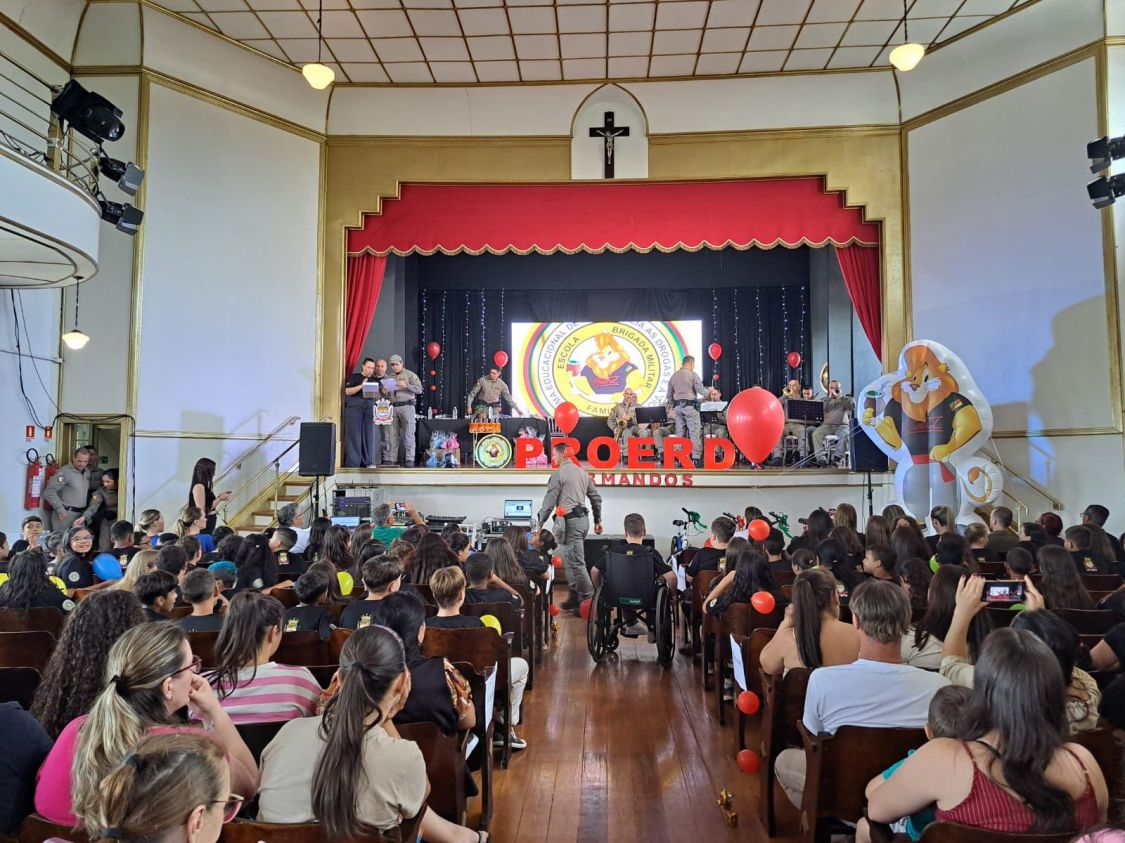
[589,110,630,179]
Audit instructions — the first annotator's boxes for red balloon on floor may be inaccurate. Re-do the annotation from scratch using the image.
[737,691,761,716]
[751,591,776,614]
[748,518,770,541]
[549,604,561,617]
[737,749,761,774]
[579,598,592,620]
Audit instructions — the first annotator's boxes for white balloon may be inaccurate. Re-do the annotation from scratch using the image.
[858,340,1003,525]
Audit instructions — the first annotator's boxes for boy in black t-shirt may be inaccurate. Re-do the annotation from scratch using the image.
[685,515,736,584]
[427,566,486,630]
[463,553,523,608]
[1065,525,1112,575]
[284,569,335,639]
[270,527,306,579]
[136,570,178,623]
[339,554,404,629]
[177,568,225,632]
[763,529,790,575]
[109,520,139,566]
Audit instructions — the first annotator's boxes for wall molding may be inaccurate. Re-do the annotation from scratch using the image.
[0,11,72,71]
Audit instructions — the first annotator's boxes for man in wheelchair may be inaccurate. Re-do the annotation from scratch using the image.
[589,514,678,660]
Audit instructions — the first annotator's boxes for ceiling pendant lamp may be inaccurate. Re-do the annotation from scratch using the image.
[889,0,925,72]
[62,282,90,351]
[302,0,335,90]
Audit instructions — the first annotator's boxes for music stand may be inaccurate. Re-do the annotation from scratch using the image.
[635,406,668,425]
[786,399,824,425]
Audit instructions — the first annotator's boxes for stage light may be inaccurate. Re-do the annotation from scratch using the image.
[50,80,125,144]
[1087,175,1125,209]
[98,153,144,196]
[62,282,90,351]
[99,198,144,235]
[889,0,925,72]
[303,0,334,90]
[1088,135,1125,174]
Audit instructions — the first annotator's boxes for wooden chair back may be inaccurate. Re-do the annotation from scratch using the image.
[1054,608,1116,635]
[330,626,353,661]
[798,722,926,842]
[1071,726,1125,804]
[424,627,509,690]
[758,667,810,837]
[0,666,42,709]
[268,587,298,609]
[186,630,221,668]
[397,721,468,825]
[451,661,496,829]
[747,628,777,699]
[0,630,55,670]
[691,569,723,616]
[411,583,436,605]
[219,816,420,843]
[977,561,1007,578]
[170,605,193,619]
[275,630,332,666]
[234,720,287,764]
[0,607,65,636]
[917,821,1075,843]
[986,607,1017,628]
[1081,574,1123,591]
[73,588,99,602]
[773,569,796,585]
[721,601,786,639]
[19,813,91,843]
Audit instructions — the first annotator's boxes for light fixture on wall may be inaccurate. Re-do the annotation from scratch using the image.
[1088,135,1125,174]
[889,0,925,72]
[302,0,335,90]
[62,281,90,351]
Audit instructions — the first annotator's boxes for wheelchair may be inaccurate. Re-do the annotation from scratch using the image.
[586,549,674,663]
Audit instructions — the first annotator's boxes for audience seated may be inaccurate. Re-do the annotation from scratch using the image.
[774,579,949,808]
[829,524,865,572]
[759,568,859,674]
[485,537,532,591]
[464,553,523,608]
[412,533,461,587]
[0,701,53,835]
[258,624,484,842]
[428,566,486,630]
[34,621,257,826]
[761,529,790,574]
[504,525,548,581]
[926,506,957,554]
[864,627,1107,839]
[284,568,334,638]
[864,515,892,553]
[136,570,179,622]
[9,515,44,556]
[303,515,331,561]
[172,505,216,555]
[1039,545,1096,610]
[909,563,990,670]
[1082,504,1124,563]
[963,522,990,562]
[685,516,737,585]
[156,544,190,597]
[897,557,932,619]
[790,547,817,574]
[31,590,146,739]
[705,544,787,616]
[985,506,1019,558]
[137,509,164,547]
[1038,512,1066,547]
[56,524,100,590]
[178,569,225,633]
[0,549,73,612]
[815,537,864,598]
[340,555,405,629]
[233,533,283,592]
[787,509,831,556]
[106,519,140,566]
[862,543,898,583]
[1067,525,1113,575]
[208,592,321,724]
[449,530,473,564]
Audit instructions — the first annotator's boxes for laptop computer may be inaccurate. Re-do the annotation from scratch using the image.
[504,499,534,523]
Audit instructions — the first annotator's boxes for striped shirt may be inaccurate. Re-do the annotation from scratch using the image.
[216,662,322,724]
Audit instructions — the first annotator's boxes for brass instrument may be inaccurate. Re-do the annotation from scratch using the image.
[612,405,635,439]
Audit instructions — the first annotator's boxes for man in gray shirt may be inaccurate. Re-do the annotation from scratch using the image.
[43,447,91,532]
[467,366,524,416]
[811,380,855,466]
[538,442,603,611]
[664,356,710,463]
[385,354,423,465]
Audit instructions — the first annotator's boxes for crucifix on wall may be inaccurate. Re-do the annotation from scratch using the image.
[589,111,630,179]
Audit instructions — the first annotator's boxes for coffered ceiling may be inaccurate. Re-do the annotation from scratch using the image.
[150,0,1038,84]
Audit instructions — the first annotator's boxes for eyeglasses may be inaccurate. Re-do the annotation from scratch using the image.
[213,794,245,823]
[72,535,93,542]
[167,655,202,679]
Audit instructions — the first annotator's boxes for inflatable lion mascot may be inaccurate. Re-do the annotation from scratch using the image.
[860,340,1002,524]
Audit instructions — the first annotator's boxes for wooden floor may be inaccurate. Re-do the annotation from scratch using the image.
[485,601,800,843]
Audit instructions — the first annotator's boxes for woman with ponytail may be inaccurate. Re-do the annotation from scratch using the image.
[759,568,859,675]
[863,627,1107,840]
[34,621,257,827]
[172,505,215,554]
[87,732,236,842]
[207,592,321,724]
[258,624,486,842]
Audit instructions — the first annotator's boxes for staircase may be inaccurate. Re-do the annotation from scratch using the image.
[233,474,315,535]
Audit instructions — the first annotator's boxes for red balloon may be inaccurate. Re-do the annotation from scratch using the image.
[554,506,567,519]
[751,591,776,614]
[786,351,801,369]
[748,518,770,541]
[552,555,564,568]
[579,598,592,620]
[430,385,437,392]
[708,342,723,362]
[725,387,785,464]
[429,369,436,376]
[493,350,509,368]
[426,341,441,361]
[555,401,579,434]
[737,749,761,774]
[737,691,761,716]
[549,604,561,617]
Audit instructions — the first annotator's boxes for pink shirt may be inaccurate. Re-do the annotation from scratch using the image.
[34,716,210,827]
[215,662,322,725]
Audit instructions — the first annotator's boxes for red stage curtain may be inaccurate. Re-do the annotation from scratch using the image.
[346,179,879,256]
[836,245,882,361]
[344,254,386,372]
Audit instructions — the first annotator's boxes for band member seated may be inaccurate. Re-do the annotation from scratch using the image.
[608,388,640,444]
[772,379,812,464]
[701,387,728,440]
[812,380,855,466]
[467,365,525,418]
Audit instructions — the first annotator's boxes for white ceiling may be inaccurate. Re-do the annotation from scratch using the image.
[150,0,1038,85]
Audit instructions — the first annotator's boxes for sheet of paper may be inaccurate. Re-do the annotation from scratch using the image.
[484,666,497,729]
[730,634,747,691]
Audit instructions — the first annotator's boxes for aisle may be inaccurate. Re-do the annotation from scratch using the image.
[485,608,783,842]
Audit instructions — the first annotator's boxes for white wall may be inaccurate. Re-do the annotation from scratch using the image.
[131,82,320,518]
[571,84,648,179]
[0,0,83,63]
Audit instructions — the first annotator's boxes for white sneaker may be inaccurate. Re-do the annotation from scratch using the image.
[622,621,647,637]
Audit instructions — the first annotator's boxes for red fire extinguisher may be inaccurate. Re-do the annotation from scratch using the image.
[24,449,57,510]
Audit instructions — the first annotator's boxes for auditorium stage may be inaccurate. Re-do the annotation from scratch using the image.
[330,466,895,548]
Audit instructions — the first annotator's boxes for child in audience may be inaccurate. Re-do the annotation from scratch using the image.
[869,685,974,841]
[135,570,179,622]
[86,733,235,843]
[427,566,486,630]
[108,520,139,565]
[178,569,224,632]
[156,545,190,593]
[863,544,899,582]
[9,515,43,555]
[340,555,404,629]
[449,531,472,564]
[304,559,346,603]
[179,535,203,571]
[963,522,990,563]
[233,533,285,592]
[284,568,334,639]
[112,548,158,593]
[270,527,302,577]
[208,592,321,724]
[463,553,523,608]
[790,548,817,574]
[0,550,73,612]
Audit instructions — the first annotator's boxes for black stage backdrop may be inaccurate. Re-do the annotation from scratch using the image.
[407,248,814,415]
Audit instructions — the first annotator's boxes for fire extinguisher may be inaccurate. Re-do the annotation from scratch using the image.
[24,449,57,510]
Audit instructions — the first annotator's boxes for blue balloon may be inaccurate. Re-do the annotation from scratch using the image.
[93,552,124,581]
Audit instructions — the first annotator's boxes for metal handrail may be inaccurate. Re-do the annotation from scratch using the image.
[216,439,303,526]
[213,415,300,485]
[982,445,1064,511]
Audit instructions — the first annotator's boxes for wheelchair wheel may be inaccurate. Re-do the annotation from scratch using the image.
[655,586,673,664]
[587,585,608,661]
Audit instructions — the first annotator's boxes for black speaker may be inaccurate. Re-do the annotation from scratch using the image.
[298,422,336,477]
[849,418,888,472]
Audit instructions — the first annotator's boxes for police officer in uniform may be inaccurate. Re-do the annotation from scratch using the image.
[665,355,710,464]
[466,365,525,416]
[343,357,382,467]
[773,378,810,464]
[537,442,603,613]
[43,447,90,532]
[385,354,423,465]
[812,380,855,466]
